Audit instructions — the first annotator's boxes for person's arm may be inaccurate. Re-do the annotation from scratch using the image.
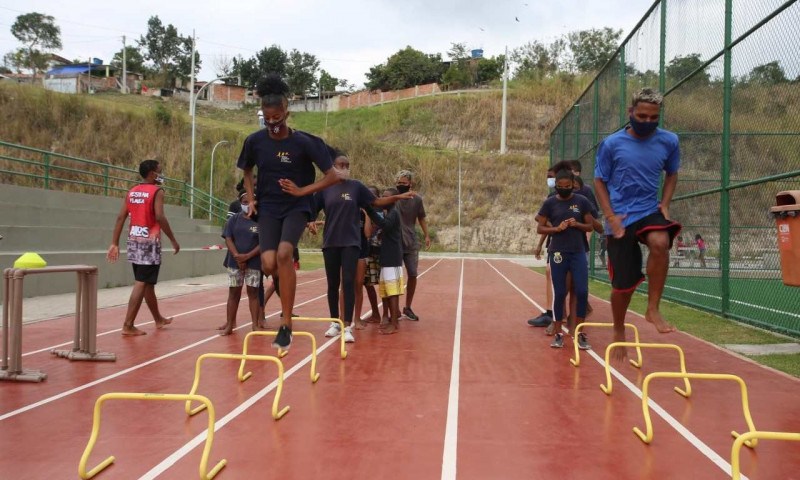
[154,189,180,254]
[363,210,374,238]
[418,217,431,249]
[243,168,256,218]
[279,167,340,197]
[372,191,414,207]
[575,212,594,233]
[537,215,569,235]
[594,178,624,238]
[660,172,678,220]
[106,196,128,263]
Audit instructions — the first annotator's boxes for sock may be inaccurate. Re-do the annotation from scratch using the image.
[545,310,553,317]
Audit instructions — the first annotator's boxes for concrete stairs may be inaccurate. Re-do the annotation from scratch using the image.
[0,183,227,298]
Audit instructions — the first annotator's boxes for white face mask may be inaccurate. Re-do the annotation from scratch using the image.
[155,174,165,185]
[241,204,249,214]
[336,167,351,181]
[546,177,556,189]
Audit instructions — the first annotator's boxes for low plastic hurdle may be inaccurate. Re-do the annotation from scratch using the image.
[288,317,348,359]
[186,353,290,420]
[240,331,320,383]
[601,342,691,398]
[78,393,226,480]
[633,372,757,446]
[731,431,800,480]
[569,322,643,367]
[2,266,115,383]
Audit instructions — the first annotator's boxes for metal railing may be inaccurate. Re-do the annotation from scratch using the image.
[549,0,800,336]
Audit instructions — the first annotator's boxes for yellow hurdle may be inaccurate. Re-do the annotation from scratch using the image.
[731,431,800,480]
[290,317,348,359]
[601,342,691,397]
[78,392,226,480]
[185,353,290,420]
[633,372,757,446]
[570,322,643,367]
[240,331,320,383]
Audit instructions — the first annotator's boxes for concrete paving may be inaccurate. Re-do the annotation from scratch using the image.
[723,343,800,356]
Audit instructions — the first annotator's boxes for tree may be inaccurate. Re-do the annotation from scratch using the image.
[319,69,339,94]
[566,27,621,73]
[666,53,709,86]
[232,46,288,88]
[3,49,28,74]
[285,49,319,97]
[743,61,788,85]
[513,40,561,79]
[111,45,146,74]
[137,16,198,87]
[366,46,444,91]
[476,56,504,84]
[11,12,62,79]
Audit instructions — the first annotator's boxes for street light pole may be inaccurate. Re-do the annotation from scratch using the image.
[500,45,508,154]
[209,140,229,220]
[190,76,229,219]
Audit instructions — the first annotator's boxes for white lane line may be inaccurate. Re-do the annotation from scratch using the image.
[0,291,328,422]
[441,259,465,480]
[486,260,748,480]
[139,259,446,479]
[483,260,547,312]
[21,276,327,357]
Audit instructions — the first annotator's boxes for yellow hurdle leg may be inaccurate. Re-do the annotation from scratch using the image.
[240,331,320,383]
[78,392,226,480]
[291,317,348,359]
[186,353,290,420]
[633,372,755,446]
[601,342,691,397]
[569,322,642,367]
[731,431,800,480]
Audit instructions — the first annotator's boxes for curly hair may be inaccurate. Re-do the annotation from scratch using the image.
[256,74,290,108]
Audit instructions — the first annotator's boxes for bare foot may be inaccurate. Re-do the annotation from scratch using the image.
[122,326,147,336]
[379,324,398,335]
[155,316,173,329]
[355,319,367,330]
[219,327,234,336]
[366,315,381,324]
[645,309,676,333]
[610,346,628,364]
[216,323,229,330]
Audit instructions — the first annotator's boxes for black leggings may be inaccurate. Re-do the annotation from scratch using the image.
[323,246,360,326]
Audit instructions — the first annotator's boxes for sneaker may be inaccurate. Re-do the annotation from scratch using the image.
[577,332,591,350]
[545,321,557,336]
[272,325,292,350]
[550,333,564,348]
[324,322,341,337]
[343,326,355,343]
[527,313,553,327]
[403,307,419,321]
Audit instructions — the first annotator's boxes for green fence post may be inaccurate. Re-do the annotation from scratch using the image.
[720,0,733,315]
[103,165,109,196]
[591,82,600,276]
[43,153,50,190]
[574,104,581,160]
[659,0,667,97]
[619,46,627,128]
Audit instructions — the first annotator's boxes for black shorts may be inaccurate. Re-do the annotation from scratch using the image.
[258,210,309,252]
[606,212,681,292]
[132,263,160,284]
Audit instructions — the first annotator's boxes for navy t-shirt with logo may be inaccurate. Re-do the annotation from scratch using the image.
[236,129,333,218]
[312,180,376,249]
[221,213,261,269]
[537,194,593,253]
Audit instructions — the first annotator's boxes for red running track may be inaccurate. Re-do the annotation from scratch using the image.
[1,259,798,479]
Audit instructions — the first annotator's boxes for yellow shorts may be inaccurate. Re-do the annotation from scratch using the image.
[379,266,405,298]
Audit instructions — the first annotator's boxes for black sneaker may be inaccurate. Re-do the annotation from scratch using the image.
[272,325,292,350]
[550,333,564,348]
[577,332,591,350]
[527,313,553,327]
[403,307,419,321]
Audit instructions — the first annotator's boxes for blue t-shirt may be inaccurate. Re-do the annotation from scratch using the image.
[312,179,376,249]
[236,129,333,218]
[537,194,593,253]
[594,127,680,229]
[221,213,261,269]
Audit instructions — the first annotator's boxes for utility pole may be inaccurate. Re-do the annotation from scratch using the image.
[121,35,127,94]
[87,56,92,94]
[500,45,508,154]
[189,30,197,218]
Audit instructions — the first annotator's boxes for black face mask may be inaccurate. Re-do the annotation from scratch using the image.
[266,118,286,135]
[556,187,573,198]
[396,185,410,194]
[629,116,658,137]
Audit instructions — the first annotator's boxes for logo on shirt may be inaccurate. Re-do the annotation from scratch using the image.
[249,225,258,233]
[277,151,291,164]
[340,193,352,201]
[569,204,580,214]
[128,191,150,204]
[553,252,563,264]
[130,225,150,238]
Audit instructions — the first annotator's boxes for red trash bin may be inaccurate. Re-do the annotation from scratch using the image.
[770,190,800,287]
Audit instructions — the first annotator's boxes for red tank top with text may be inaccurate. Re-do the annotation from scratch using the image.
[126,184,162,264]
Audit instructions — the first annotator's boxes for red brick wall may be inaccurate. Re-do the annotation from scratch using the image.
[339,83,440,110]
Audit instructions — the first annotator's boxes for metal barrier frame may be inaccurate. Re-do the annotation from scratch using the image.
[78,392,226,480]
[185,353,290,420]
[601,342,691,397]
[633,372,757,446]
[240,331,320,383]
[731,431,800,480]
[290,317,348,359]
[1,265,115,383]
[570,322,643,367]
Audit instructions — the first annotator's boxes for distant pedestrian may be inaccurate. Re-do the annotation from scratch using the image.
[395,170,430,322]
[695,234,707,268]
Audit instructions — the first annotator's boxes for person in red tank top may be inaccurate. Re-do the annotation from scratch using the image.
[107,160,180,336]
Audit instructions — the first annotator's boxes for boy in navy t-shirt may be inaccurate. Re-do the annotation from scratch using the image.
[536,170,595,349]
[219,193,261,335]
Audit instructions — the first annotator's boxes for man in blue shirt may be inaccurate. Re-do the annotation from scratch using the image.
[594,88,682,363]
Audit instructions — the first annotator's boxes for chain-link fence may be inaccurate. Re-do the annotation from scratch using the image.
[550,0,800,337]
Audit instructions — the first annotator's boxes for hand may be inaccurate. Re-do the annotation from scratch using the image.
[424,235,431,249]
[608,215,626,239]
[171,240,180,255]
[278,179,302,196]
[307,222,318,235]
[557,220,570,232]
[233,252,247,263]
[565,218,577,227]
[106,245,119,263]
[247,200,257,219]
[659,203,671,221]
[533,246,542,260]
[398,191,416,200]
[237,261,247,270]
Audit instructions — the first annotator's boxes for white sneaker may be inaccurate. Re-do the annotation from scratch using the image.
[324,322,341,337]
[343,326,355,343]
